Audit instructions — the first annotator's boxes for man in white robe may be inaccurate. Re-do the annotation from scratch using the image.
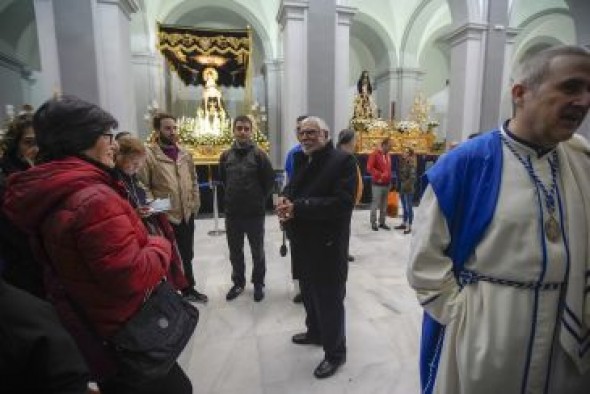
[408,45,590,394]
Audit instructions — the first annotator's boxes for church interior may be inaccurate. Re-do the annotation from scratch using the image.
[1,0,590,393]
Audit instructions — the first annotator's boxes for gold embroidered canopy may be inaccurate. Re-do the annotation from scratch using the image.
[157,23,252,87]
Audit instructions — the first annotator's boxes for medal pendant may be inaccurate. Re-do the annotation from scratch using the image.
[544,216,560,243]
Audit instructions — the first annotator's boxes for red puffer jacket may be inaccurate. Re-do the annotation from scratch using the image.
[367,148,392,185]
[3,157,171,338]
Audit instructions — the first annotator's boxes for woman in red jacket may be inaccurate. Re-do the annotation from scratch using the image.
[2,96,191,394]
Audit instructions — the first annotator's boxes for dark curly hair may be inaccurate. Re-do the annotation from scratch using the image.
[2,113,34,159]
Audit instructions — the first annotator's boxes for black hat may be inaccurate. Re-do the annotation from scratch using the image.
[33,95,117,161]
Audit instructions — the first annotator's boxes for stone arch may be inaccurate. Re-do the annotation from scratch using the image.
[349,11,396,119]
[512,11,575,66]
[419,24,452,97]
[400,0,452,68]
[350,12,395,76]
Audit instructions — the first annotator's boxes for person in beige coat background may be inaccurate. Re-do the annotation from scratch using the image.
[139,112,208,303]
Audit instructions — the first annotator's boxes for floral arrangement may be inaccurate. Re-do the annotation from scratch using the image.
[176,118,268,146]
[396,120,420,133]
[350,118,372,132]
[369,119,389,129]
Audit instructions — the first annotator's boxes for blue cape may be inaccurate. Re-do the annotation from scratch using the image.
[419,130,503,393]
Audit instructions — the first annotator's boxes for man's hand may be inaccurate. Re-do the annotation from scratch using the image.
[276,197,294,223]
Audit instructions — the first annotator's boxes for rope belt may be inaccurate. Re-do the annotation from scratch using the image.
[458,269,563,291]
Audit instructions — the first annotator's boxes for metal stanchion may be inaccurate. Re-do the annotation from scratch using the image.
[207,180,225,236]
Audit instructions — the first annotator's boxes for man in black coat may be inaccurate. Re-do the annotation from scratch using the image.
[277,116,356,379]
[220,115,276,302]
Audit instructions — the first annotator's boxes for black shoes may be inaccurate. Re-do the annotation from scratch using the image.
[371,224,379,231]
[394,224,407,230]
[182,288,208,303]
[226,285,244,301]
[292,332,321,346]
[313,358,346,379]
[293,293,303,303]
[347,255,355,262]
[254,285,265,302]
[226,284,264,302]
[404,228,412,234]
[379,224,391,230]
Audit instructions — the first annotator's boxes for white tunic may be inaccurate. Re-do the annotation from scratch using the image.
[408,131,590,393]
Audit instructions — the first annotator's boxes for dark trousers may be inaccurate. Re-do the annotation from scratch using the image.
[171,214,195,289]
[400,193,414,225]
[225,215,266,287]
[98,362,191,394]
[300,279,347,363]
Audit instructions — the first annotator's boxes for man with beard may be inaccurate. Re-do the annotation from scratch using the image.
[140,113,208,303]
[408,45,590,393]
[277,116,356,379]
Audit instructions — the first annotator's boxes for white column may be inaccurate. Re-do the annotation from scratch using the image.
[277,0,309,165]
[94,0,139,132]
[499,28,520,120]
[131,52,161,137]
[395,68,425,120]
[445,23,486,142]
[263,59,283,167]
[33,0,61,101]
[375,68,398,120]
[334,5,356,133]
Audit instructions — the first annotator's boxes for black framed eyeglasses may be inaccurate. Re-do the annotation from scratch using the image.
[102,132,114,143]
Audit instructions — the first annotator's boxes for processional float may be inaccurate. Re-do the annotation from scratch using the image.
[156,23,270,235]
[350,70,444,154]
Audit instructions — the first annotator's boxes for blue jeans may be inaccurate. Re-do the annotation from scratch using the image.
[400,193,414,225]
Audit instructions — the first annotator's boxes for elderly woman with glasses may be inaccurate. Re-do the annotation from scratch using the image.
[2,96,191,393]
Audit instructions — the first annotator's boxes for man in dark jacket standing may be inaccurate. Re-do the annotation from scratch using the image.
[220,115,275,302]
[277,116,356,379]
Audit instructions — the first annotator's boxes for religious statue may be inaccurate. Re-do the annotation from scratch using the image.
[194,67,230,136]
[202,67,224,114]
[353,70,378,120]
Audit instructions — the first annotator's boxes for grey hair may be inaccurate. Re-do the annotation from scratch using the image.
[301,116,330,135]
[512,45,590,90]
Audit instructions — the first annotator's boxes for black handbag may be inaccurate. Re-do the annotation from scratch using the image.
[110,279,199,380]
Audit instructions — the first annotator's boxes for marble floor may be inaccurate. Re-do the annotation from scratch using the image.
[178,209,422,394]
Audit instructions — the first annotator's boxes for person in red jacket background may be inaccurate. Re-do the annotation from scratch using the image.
[2,95,191,394]
[366,137,392,231]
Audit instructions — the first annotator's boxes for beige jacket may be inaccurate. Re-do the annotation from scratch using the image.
[139,143,200,224]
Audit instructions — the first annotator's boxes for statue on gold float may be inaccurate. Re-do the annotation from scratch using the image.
[353,70,378,120]
[347,70,440,154]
